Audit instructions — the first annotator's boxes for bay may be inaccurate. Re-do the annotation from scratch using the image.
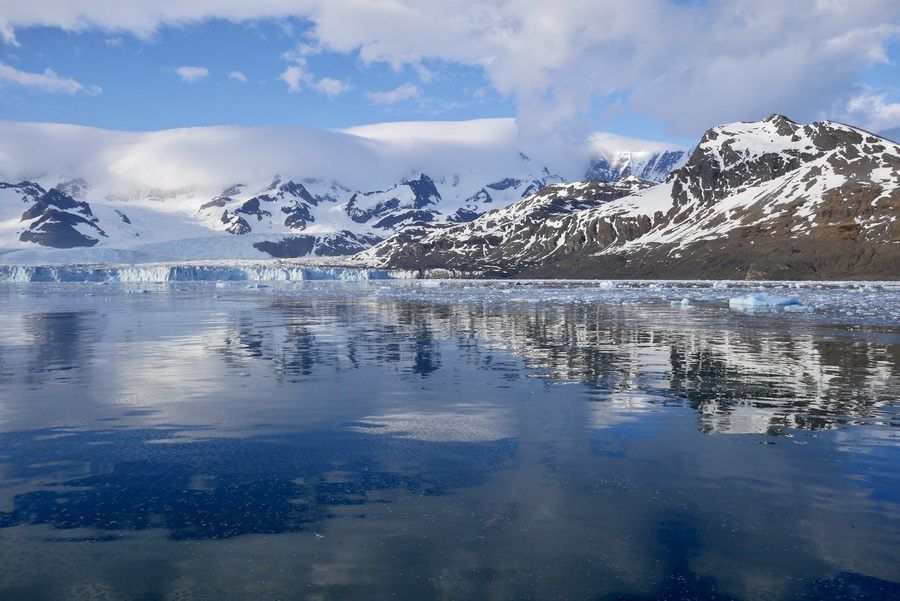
[0,279,898,601]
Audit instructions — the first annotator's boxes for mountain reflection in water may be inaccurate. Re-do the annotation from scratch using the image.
[0,280,897,601]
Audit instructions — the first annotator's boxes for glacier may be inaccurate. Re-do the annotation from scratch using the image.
[0,262,393,283]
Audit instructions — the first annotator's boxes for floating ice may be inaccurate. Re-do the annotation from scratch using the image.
[728,293,801,309]
[783,304,814,313]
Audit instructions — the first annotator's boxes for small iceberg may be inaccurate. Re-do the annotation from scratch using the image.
[782,304,814,313]
[728,293,802,310]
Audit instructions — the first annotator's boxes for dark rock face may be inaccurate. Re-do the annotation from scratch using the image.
[372,210,436,230]
[21,188,94,220]
[282,204,315,230]
[221,211,251,235]
[406,174,442,208]
[1,181,46,202]
[345,174,442,228]
[361,178,654,272]
[464,188,493,205]
[276,180,318,206]
[447,206,481,223]
[314,232,382,257]
[235,197,272,221]
[200,197,229,211]
[20,210,102,248]
[253,236,316,258]
[19,188,105,248]
[253,231,383,258]
[486,178,521,191]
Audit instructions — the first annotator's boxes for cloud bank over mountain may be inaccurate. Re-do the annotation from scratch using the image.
[0,118,565,195]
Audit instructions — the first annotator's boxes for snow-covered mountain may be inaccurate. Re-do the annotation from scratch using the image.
[356,177,655,273]
[584,132,690,183]
[0,119,686,264]
[357,115,900,280]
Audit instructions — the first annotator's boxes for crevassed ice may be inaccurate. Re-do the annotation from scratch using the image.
[0,264,392,283]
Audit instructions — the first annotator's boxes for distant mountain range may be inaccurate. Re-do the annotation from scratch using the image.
[356,115,900,280]
[1,115,898,280]
[0,119,688,264]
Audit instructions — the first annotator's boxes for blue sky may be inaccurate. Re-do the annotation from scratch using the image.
[1,1,899,146]
[2,20,515,131]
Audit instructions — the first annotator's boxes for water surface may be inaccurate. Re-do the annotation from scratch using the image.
[0,280,898,600]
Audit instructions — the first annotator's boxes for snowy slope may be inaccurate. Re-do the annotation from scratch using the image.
[356,177,655,273]
[632,114,900,247]
[356,115,900,280]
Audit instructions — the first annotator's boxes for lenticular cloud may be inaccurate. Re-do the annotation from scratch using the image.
[0,118,555,198]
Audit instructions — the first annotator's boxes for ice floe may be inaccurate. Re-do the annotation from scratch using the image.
[728,293,802,310]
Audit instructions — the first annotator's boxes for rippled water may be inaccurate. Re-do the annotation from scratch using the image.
[0,280,898,601]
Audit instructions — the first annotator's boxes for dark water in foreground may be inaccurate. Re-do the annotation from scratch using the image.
[0,280,898,601]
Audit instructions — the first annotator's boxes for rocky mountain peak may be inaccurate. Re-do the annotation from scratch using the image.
[762,113,802,136]
[585,147,690,184]
[0,181,46,203]
[19,188,106,249]
[354,115,900,280]
[668,115,889,209]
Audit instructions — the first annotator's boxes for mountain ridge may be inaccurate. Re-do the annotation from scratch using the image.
[355,115,900,280]
[2,115,896,280]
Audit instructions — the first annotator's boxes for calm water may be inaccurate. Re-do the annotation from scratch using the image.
[0,280,898,601]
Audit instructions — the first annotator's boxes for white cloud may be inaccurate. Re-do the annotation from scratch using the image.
[279,62,308,93]
[0,2,322,43]
[306,0,900,138]
[176,66,209,83]
[843,91,900,134]
[367,83,420,106]
[279,56,350,97]
[0,60,101,95]
[2,1,900,139]
[314,77,351,98]
[228,70,248,83]
[413,62,435,83]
